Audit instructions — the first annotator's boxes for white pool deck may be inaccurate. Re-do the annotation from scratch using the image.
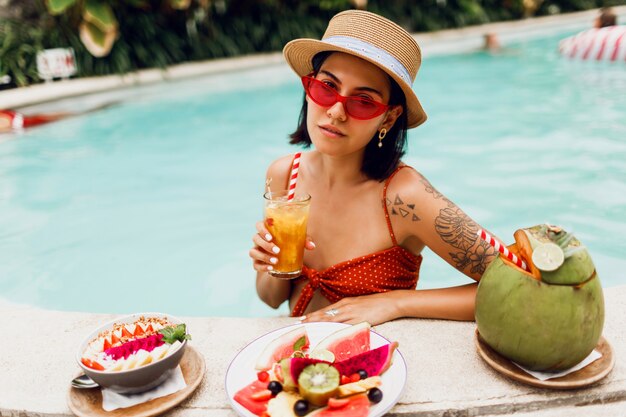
[1,7,626,417]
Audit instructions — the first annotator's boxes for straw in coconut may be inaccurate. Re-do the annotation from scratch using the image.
[477,229,529,272]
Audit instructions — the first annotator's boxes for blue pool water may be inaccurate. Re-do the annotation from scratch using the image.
[1,30,625,317]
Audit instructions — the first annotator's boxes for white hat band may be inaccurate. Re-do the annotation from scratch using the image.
[322,36,412,85]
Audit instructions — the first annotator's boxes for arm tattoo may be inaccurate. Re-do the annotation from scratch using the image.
[386,194,420,222]
[419,176,454,208]
[435,207,495,275]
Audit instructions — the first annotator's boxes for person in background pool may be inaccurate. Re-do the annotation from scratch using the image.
[559,7,626,62]
[249,10,500,326]
[483,32,501,52]
[0,109,72,133]
[0,102,118,134]
[594,7,617,29]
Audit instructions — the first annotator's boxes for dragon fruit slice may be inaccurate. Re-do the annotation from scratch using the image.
[333,342,398,377]
[104,334,164,360]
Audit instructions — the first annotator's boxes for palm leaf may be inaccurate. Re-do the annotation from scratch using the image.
[84,0,118,32]
[79,20,117,57]
[45,0,78,15]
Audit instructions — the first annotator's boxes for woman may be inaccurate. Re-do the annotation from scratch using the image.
[249,10,497,325]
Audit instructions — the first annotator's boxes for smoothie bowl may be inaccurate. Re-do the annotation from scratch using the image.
[76,312,191,394]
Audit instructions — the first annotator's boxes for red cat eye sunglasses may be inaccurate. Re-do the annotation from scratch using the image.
[301,75,389,120]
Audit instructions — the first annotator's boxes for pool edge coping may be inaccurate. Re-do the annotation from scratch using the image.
[1,285,625,416]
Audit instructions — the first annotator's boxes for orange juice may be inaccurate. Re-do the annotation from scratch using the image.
[264,191,311,279]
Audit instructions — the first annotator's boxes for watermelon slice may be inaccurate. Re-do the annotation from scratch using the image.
[255,326,310,371]
[233,379,270,416]
[314,322,370,362]
[333,342,397,377]
[310,393,369,417]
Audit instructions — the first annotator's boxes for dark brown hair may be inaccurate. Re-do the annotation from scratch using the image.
[598,8,617,28]
[289,51,408,181]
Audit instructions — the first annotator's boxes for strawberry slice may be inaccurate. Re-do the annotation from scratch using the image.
[133,324,145,336]
[251,389,273,401]
[102,337,112,351]
[328,398,350,409]
[273,362,284,383]
[257,371,270,382]
[81,357,105,371]
[121,327,133,338]
[145,324,154,333]
[110,332,120,345]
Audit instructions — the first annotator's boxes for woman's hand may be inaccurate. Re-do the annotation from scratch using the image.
[250,221,281,273]
[249,221,316,272]
[303,285,477,324]
[302,292,402,326]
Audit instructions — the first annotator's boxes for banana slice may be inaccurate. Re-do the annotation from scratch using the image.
[267,391,301,417]
[136,349,153,367]
[122,355,139,370]
[164,341,182,358]
[109,359,125,371]
[337,376,382,397]
[152,344,170,361]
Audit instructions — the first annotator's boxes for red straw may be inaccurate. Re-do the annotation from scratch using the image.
[477,229,529,272]
[287,152,301,201]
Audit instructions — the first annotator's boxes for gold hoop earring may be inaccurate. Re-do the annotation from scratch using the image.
[378,128,387,148]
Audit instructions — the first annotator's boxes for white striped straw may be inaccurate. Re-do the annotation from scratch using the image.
[477,229,529,272]
[287,152,301,201]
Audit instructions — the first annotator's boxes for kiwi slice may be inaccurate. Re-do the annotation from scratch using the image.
[297,363,340,406]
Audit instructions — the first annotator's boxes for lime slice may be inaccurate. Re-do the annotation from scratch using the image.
[308,349,335,363]
[532,243,565,272]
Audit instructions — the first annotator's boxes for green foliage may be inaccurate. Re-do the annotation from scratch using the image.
[2,0,625,88]
[538,0,625,14]
[0,19,44,87]
[84,0,117,31]
[46,0,78,15]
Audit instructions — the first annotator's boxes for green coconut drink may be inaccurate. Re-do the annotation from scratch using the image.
[475,224,604,371]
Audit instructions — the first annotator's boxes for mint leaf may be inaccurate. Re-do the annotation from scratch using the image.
[159,323,191,344]
[293,335,306,352]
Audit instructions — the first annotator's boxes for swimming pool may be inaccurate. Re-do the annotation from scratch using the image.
[1,29,625,317]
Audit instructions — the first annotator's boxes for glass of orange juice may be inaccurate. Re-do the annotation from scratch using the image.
[263,190,311,279]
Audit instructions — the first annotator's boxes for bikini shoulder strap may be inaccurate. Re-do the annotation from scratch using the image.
[382,165,414,246]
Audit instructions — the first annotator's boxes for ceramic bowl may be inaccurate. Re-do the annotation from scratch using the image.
[76,312,187,394]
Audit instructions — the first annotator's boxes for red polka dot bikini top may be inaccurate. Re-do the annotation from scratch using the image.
[291,165,422,317]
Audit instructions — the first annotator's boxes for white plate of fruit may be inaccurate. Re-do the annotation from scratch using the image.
[225,322,406,417]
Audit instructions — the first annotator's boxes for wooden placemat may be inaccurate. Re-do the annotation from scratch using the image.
[475,330,614,389]
[68,346,205,417]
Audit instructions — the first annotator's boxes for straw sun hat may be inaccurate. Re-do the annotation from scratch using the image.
[283,10,427,128]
